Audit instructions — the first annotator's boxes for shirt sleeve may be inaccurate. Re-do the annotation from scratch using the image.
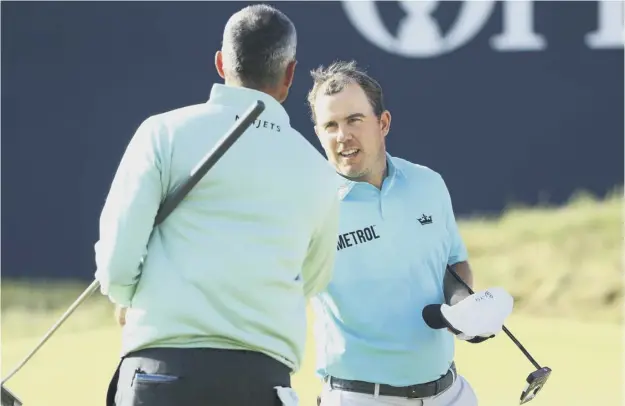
[301,193,340,299]
[439,175,468,266]
[94,117,165,306]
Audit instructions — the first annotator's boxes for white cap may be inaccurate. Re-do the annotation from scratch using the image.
[440,287,514,338]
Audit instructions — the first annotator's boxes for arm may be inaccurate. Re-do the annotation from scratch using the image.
[94,117,165,307]
[444,261,474,306]
[439,175,473,306]
[301,194,340,299]
[438,176,498,343]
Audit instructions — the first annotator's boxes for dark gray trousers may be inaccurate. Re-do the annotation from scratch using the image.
[107,347,292,406]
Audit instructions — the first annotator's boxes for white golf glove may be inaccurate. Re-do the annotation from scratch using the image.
[441,287,514,343]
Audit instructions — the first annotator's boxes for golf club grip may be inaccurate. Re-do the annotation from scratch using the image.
[1,100,265,386]
[445,265,542,370]
[154,100,265,226]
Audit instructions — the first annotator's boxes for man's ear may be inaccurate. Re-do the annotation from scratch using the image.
[284,60,297,89]
[380,110,392,137]
[215,50,225,79]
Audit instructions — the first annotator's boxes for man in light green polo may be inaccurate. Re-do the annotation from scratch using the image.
[95,5,340,406]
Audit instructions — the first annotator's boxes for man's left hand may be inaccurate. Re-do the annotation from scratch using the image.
[455,331,495,343]
[442,287,514,342]
[465,335,493,344]
[445,328,493,343]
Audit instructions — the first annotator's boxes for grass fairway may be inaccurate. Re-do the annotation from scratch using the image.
[1,307,622,406]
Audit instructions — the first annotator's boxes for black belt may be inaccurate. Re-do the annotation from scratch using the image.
[327,362,456,399]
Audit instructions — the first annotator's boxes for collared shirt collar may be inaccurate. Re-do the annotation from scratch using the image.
[206,83,290,125]
[337,152,404,200]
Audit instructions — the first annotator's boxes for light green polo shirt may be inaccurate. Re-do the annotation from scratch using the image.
[94,83,340,371]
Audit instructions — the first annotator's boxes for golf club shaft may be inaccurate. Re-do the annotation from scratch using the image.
[1,100,266,386]
[1,280,100,385]
[154,100,265,226]
[446,265,543,370]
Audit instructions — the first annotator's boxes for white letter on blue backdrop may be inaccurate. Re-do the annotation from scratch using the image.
[585,0,624,49]
[490,0,547,51]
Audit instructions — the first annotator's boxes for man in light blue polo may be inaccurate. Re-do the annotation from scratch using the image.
[306,61,514,406]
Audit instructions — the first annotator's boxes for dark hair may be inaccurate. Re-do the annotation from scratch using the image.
[221,4,297,89]
[307,60,385,123]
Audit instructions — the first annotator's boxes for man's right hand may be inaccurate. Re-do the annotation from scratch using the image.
[115,305,127,327]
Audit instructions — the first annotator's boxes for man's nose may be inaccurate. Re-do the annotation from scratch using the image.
[336,128,352,142]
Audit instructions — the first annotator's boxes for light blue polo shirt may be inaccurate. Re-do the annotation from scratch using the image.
[311,153,468,386]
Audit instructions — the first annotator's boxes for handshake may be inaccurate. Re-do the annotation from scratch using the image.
[422,287,514,344]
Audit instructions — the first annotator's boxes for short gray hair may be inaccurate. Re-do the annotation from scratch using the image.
[307,60,385,123]
[221,4,297,89]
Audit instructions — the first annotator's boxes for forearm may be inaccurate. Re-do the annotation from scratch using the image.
[303,265,333,299]
[94,117,164,306]
[444,261,474,306]
[302,230,337,299]
[94,199,156,306]
[302,196,340,299]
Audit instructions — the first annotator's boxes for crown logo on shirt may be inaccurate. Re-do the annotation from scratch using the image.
[418,214,433,225]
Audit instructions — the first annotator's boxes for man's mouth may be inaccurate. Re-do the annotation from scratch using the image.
[339,148,359,158]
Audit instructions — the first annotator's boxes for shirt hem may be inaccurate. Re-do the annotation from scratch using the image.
[120,339,298,372]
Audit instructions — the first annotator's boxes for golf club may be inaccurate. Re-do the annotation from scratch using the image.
[1,386,22,406]
[445,265,552,404]
[0,99,266,405]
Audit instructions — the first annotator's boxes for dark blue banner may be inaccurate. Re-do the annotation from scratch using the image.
[2,1,623,279]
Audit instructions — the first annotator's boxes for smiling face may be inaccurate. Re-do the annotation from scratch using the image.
[313,81,391,188]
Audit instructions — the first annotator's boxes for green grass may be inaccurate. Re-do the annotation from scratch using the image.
[459,188,623,323]
[1,189,622,405]
[1,307,622,406]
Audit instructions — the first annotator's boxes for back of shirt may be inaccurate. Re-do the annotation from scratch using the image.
[94,84,340,371]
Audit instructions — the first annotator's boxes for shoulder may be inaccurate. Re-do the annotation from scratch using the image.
[146,103,217,130]
[287,127,338,177]
[132,104,209,138]
[286,130,340,200]
[135,103,229,149]
[391,156,448,192]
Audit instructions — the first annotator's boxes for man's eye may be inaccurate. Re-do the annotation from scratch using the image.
[348,117,361,124]
[325,123,337,130]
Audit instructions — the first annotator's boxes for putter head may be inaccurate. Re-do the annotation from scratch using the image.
[1,385,22,406]
[519,367,551,404]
